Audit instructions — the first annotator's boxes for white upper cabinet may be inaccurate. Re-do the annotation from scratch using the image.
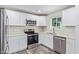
[26,14,47,26]
[20,12,27,26]
[32,15,38,20]
[76,6,79,26]
[5,9,47,26]
[26,14,32,20]
[37,16,47,26]
[62,7,76,26]
[26,14,36,20]
[6,9,26,26]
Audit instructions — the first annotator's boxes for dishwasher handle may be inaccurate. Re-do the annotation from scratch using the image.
[54,37,65,40]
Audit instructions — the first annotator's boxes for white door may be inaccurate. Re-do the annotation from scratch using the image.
[6,9,20,25]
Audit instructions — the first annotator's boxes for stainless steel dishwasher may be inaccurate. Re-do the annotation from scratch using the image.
[53,36,66,54]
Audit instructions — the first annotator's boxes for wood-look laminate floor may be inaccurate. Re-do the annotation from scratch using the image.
[14,44,57,54]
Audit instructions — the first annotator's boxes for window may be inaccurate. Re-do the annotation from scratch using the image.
[52,17,62,28]
[52,18,56,27]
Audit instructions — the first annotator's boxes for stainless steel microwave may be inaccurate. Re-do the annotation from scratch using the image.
[26,20,36,26]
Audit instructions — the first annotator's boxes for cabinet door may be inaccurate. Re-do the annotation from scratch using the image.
[6,10,19,25]
[39,33,53,49]
[76,6,79,26]
[62,7,76,26]
[8,35,27,53]
[45,34,53,49]
[39,33,48,45]
[31,15,37,20]
[27,14,33,20]
[20,13,27,26]
[19,35,27,51]
[42,34,48,46]
[8,36,19,53]
[39,33,44,44]
[75,26,79,53]
[66,38,75,54]
[37,16,47,26]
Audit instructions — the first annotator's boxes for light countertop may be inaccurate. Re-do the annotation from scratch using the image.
[38,32,75,39]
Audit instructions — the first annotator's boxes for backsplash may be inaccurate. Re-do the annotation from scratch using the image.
[24,26,44,33]
[7,25,75,37]
[54,26,75,36]
[7,26,45,36]
[7,26,25,36]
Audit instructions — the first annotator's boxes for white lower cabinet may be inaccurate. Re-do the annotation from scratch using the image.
[44,34,53,49]
[39,33,75,54]
[75,26,79,54]
[66,38,75,54]
[8,35,27,53]
[39,33,53,49]
[19,36,27,51]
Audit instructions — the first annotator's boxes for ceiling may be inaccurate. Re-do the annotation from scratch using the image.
[0,5,74,15]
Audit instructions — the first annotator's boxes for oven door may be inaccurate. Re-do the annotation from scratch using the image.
[27,35,38,45]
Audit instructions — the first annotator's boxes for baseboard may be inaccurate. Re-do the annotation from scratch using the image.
[40,44,60,54]
[11,48,27,54]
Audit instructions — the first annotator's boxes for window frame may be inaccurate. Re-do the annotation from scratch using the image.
[52,17,62,29]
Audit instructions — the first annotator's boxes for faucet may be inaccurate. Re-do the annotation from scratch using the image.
[53,28,56,36]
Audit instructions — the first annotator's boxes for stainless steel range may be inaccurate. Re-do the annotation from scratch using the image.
[24,29,38,49]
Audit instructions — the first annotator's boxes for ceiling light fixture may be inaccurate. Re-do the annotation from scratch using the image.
[37,10,41,13]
